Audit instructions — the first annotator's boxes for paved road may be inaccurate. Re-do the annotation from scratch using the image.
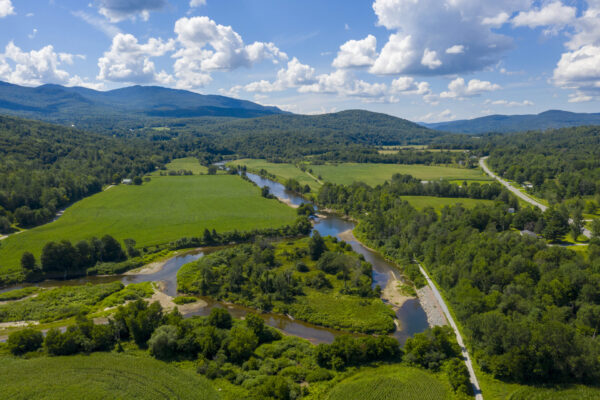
[480,157,592,239]
[417,262,483,400]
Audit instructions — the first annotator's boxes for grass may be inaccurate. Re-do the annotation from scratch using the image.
[152,156,208,175]
[309,163,491,186]
[230,159,491,191]
[0,175,297,278]
[400,196,495,212]
[230,159,321,191]
[326,365,454,400]
[0,353,220,400]
[0,286,40,301]
[0,282,124,323]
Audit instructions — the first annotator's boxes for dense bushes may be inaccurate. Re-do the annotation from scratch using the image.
[7,328,43,355]
[315,335,401,370]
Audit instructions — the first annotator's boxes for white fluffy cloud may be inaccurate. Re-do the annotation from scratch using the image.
[446,45,465,55]
[173,16,287,88]
[0,0,14,18]
[97,33,175,84]
[421,48,441,69]
[553,45,600,99]
[332,35,378,69]
[244,57,315,92]
[298,69,387,98]
[482,12,511,27]
[190,0,206,7]
[0,42,75,86]
[370,0,532,75]
[512,2,576,29]
[97,0,167,22]
[440,77,501,99]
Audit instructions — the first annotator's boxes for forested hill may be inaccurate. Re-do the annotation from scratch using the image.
[0,80,286,126]
[0,115,177,231]
[422,110,600,134]
[189,110,442,158]
[486,125,600,202]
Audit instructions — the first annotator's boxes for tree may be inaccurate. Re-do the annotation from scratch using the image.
[446,358,472,395]
[148,325,179,360]
[133,176,143,185]
[226,325,258,363]
[0,216,11,234]
[208,308,232,329]
[542,208,569,242]
[592,219,600,239]
[100,235,126,262]
[570,208,585,241]
[309,231,326,260]
[20,251,36,272]
[8,328,43,355]
[207,165,218,175]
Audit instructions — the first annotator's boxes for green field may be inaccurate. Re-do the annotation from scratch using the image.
[0,175,297,277]
[401,196,495,211]
[0,353,219,400]
[153,156,208,175]
[230,159,320,190]
[230,159,491,190]
[327,365,453,400]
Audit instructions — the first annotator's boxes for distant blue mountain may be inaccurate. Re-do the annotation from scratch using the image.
[0,81,286,122]
[420,110,600,134]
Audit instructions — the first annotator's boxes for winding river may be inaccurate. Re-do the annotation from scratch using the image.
[1,172,429,345]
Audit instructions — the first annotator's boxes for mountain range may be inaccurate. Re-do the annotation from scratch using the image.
[421,110,600,134]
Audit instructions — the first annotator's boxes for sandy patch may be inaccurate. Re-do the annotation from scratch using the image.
[124,260,167,275]
[279,198,299,209]
[147,282,207,313]
[382,276,412,309]
[0,321,39,329]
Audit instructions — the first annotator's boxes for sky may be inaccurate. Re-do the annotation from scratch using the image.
[0,0,599,121]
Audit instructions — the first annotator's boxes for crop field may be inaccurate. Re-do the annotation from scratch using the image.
[155,156,208,174]
[0,175,297,277]
[400,196,495,211]
[327,365,452,400]
[0,353,219,400]
[309,163,492,186]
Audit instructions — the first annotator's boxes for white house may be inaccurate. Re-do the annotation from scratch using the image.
[122,179,133,185]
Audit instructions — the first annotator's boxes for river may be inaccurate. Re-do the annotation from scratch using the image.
[1,171,429,345]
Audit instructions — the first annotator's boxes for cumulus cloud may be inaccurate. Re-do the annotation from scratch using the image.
[440,77,501,99]
[421,48,441,69]
[332,35,377,68]
[190,0,206,7]
[97,33,175,84]
[369,0,532,75]
[97,0,167,22]
[512,2,576,30]
[553,45,600,97]
[446,45,465,54]
[298,69,387,98]
[0,0,14,18]
[172,16,287,88]
[482,12,511,27]
[419,109,455,123]
[0,41,78,86]
[72,10,121,38]
[244,57,315,92]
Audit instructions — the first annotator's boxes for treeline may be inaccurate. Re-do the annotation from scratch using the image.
[7,301,471,398]
[484,126,600,202]
[317,180,600,384]
[317,173,518,215]
[311,147,475,167]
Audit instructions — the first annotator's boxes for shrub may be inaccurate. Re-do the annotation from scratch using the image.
[305,367,334,382]
[149,325,179,360]
[44,327,88,356]
[173,296,197,305]
[7,328,43,355]
[91,324,116,351]
[446,358,472,395]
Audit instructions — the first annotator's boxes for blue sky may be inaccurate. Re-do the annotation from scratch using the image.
[0,0,599,121]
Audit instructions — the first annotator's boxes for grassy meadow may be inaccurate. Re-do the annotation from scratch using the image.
[400,196,495,212]
[0,353,219,400]
[230,159,492,190]
[152,156,208,175]
[326,365,454,400]
[0,175,297,278]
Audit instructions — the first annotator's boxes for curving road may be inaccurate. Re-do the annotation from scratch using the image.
[480,157,592,239]
[417,261,484,400]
